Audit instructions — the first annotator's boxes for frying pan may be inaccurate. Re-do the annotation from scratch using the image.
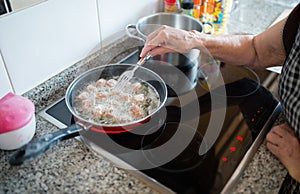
[9,64,168,165]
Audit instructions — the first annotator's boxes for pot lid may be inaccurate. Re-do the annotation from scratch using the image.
[0,92,35,134]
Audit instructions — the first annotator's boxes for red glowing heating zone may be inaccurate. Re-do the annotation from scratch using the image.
[221,106,265,164]
[222,135,244,163]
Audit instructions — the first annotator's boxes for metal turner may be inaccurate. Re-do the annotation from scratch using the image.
[113,53,151,91]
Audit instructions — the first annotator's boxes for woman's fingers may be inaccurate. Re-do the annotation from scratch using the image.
[140,26,168,57]
[271,123,294,137]
[140,25,198,57]
[266,123,300,182]
[266,124,293,156]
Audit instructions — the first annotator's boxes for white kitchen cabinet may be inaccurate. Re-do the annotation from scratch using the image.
[0,0,101,94]
[0,52,13,98]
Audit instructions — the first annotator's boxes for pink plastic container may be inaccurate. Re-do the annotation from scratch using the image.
[0,92,36,150]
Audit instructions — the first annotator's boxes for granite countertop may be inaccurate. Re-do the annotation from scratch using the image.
[0,0,297,193]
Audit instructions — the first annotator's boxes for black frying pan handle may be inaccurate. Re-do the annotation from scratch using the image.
[9,124,81,166]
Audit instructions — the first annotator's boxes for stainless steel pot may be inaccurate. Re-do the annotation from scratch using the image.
[126,12,203,39]
[126,13,203,67]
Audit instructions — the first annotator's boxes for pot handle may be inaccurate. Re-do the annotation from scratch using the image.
[9,124,81,166]
[125,24,146,43]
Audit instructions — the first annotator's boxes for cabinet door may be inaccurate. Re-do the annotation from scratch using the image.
[0,52,13,98]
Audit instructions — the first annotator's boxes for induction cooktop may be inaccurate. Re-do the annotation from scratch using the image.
[39,50,282,194]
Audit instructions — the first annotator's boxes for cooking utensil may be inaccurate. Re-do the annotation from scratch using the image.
[126,12,203,68]
[114,53,151,91]
[9,64,168,165]
[126,12,220,94]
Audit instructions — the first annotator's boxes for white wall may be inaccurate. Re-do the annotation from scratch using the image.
[0,0,161,97]
[0,0,100,95]
[97,0,160,46]
[0,51,13,98]
[10,0,46,11]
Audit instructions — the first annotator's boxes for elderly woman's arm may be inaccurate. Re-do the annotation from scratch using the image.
[140,18,287,69]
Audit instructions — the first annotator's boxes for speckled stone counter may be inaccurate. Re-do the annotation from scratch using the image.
[0,0,298,193]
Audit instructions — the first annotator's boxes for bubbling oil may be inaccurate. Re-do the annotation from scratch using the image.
[73,77,160,125]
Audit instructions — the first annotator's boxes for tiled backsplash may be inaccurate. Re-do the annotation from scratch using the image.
[0,0,161,98]
[97,0,159,43]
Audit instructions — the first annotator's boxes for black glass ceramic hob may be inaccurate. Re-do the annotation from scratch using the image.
[39,50,282,194]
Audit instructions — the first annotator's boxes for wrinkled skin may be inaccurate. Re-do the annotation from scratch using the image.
[140,25,200,57]
[140,19,300,183]
[266,123,300,182]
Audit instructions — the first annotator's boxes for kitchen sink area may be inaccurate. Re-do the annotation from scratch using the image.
[0,0,297,193]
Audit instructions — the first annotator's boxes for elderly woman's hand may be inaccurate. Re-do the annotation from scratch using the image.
[266,123,300,182]
[140,25,202,58]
